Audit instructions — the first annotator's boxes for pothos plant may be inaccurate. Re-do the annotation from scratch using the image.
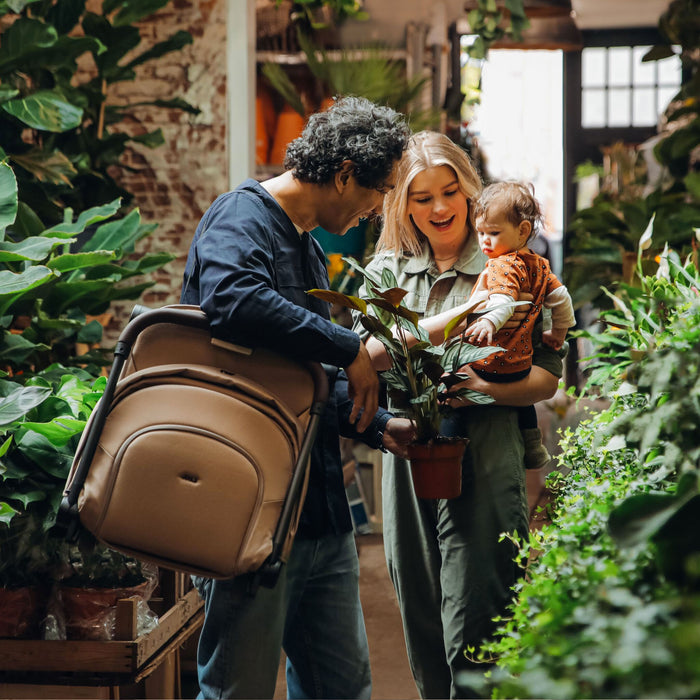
[308,257,499,443]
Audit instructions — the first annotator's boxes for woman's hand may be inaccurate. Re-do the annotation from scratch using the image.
[501,291,533,330]
[448,364,559,407]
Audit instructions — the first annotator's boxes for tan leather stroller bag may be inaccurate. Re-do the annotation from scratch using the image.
[60,305,328,585]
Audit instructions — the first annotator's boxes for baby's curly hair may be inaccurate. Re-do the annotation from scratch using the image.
[284,96,410,189]
[475,181,544,241]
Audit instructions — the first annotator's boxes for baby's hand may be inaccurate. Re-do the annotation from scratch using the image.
[542,327,567,350]
[464,318,496,345]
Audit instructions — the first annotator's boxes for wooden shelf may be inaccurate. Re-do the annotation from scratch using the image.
[0,587,204,687]
[256,49,408,65]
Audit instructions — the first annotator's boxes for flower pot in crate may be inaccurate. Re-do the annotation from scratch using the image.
[0,587,44,638]
[407,438,468,500]
[60,580,150,641]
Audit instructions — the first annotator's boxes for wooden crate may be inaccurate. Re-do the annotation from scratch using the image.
[0,587,203,687]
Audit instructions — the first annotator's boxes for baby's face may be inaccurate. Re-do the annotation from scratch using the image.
[475,210,529,259]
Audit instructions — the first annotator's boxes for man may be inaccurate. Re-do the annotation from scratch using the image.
[181,96,414,699]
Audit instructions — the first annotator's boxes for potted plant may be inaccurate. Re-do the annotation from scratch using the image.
[55,534,158,641]
[309,258,499,498]
[0,160,171,639]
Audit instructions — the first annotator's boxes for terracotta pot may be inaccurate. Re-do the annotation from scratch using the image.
[0,587,44,638]
[269,105,305,165]
[256,86,277,166]
[60,580,148,641]
[407,438,468,500]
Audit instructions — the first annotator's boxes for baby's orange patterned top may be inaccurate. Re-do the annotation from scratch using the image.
[469,249,562,375]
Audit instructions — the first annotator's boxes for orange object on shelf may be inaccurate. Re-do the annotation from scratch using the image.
[256,95,271,166]
[269,104,305,166]
[319,96,336,112]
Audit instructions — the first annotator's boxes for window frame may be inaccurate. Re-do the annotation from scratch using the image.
[562,27,680,231]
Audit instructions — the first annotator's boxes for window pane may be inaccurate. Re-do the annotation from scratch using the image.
[632,46,655,86]
[608,47,631,86]
[633,88,656,126]
[658,55,681,84]
[582,88,606,127]
[582,48,606,87]
[658,85,679,115]
[608,88,630,126]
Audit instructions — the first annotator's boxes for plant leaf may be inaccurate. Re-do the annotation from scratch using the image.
[0,266,55,297]
[0,236,71,263]
[10,148,77,185]
[0,160,18,238]
[0,384,52,426]
[307,288,367,314]
[2,91,83,132]
[374,287,408,307]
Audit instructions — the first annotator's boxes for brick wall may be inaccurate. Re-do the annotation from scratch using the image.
[103,0,229,335]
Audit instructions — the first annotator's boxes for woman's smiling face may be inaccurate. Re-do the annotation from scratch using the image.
[406,165,469,252]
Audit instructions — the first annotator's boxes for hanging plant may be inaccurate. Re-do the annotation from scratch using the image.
[463,0,530,59]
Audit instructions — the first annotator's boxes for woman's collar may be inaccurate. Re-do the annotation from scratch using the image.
[404,235,486,275]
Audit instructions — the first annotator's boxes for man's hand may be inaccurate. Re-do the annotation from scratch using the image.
[381,418,416,458]
[345,342,379,433]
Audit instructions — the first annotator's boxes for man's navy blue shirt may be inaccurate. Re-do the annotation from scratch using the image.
[182,179,390,538]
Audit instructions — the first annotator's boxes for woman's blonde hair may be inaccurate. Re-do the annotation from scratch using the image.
[377,131,482,256]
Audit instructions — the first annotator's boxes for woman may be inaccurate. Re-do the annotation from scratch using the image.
[353,131,563,699]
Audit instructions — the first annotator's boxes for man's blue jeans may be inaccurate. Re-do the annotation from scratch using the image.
[193,530,371,699]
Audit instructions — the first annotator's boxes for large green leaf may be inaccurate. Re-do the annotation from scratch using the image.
[45,279,153,315]
[82,13,140,75]
[0,17,57,71]
[0,85,19,104]
[20,35,105,75]
[0,384,51,426]
[442,339,500,372]
[43,199,121,238]
[0,332,48,364]
[0,501,19,526]
[0,266,55,297]
[16,417,85,448]
[79,251,175,281]
[0,237,71,263]
[16,430,74,479]
[79,207,141,253]
[2,91,83,132]
[0,161,18,238]
[47,250,117,273]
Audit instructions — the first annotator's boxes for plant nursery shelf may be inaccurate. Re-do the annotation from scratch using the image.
[0,587,203,686]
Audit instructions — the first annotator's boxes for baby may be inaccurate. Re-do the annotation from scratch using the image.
[465,180,576,468]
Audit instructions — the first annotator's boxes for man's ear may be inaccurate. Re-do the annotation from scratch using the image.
[335,160,354,191]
